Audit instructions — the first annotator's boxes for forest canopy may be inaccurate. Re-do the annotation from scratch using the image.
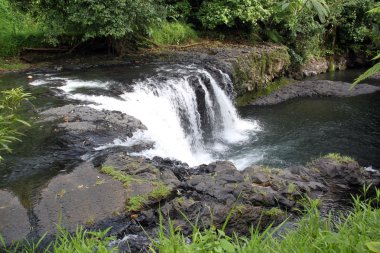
[0,0,379,62]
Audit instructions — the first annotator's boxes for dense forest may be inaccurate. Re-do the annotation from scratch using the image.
[0,0,379,64]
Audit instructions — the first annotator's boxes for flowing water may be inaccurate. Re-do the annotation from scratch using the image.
[28,64,259,167]
[0,64,379,209]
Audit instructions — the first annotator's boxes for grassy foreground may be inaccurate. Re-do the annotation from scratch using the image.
[1,191,380,253]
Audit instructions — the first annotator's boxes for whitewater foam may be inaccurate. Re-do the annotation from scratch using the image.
[32,65,261,168]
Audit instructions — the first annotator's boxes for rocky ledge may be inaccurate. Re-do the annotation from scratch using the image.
[250,80,380,106]
[3,148,377,250]
[1,102,380,249]
[38,104,148,152]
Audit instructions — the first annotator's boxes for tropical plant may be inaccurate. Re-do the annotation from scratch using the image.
[197,0,271,30]
[0,88,32,160]
[352,2,380,87]
[150,21,198,45]
[0,0,43,56]
[36,0,165,45]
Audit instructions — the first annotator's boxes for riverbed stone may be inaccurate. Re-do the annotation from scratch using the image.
[38,104,147,152]
[0,190,31,244]
[34,162,126,234]
[251,80,380,106]
[2,151,380,250]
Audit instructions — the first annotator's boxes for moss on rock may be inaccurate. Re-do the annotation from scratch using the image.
[323,153,356,164]
[236,77,295,106]
[232,45,291,96]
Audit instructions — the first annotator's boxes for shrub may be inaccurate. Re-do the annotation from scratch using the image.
[197,0,271,30]
[150,21,198,45]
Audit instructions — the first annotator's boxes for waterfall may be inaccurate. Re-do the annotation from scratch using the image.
[31,65,260,167]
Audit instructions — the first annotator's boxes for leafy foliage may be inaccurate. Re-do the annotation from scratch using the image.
[37,0,165,45]
[150,21,198,45]
[352,61,380,86]
[0,0,44,56]
[1,0,378,62]
[0,88,32,160]
[166,0,193,21]
[352,2,380,87]
[1,226,116,252]
[197,0,271,30]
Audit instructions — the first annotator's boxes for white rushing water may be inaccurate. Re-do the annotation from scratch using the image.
[31,65,261,168]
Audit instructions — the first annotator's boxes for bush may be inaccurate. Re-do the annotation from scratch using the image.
[0,0,44,56]
[37,0,165,44]
[150,21,198,45]
[197,0,271,30]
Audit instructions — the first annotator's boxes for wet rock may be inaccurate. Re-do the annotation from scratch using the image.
[39,104,146,136]
[34,162,127,235]
[115,234,151,253]
[0,190,31,244]
[251,80,380,106]
[3,151,380,249]
[35,104,149,164]
[102,153,181,189]
[291,58,329,79]
[308,157,380,188]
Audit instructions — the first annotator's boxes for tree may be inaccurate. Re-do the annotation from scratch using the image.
[35,0,165,49]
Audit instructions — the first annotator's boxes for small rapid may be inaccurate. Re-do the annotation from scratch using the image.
[31,65,260,167]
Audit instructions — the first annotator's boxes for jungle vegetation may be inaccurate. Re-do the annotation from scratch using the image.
[0,0,378,66]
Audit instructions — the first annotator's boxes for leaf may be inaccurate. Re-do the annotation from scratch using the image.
[15,119,31,127]
[309,0,329,23]
[281,3,290,10]
[352,61,380,87]
[366,242,380,253]
[219,239,235,253]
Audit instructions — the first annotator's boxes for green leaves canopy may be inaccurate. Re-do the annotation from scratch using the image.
[197,0,271,29]
[38,0,164,42]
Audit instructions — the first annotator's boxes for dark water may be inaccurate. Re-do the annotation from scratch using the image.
[306,68,379,86]
[235,93,380,169]
[0,67,379,210]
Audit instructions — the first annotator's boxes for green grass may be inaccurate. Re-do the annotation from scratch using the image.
[150,21,198,46]
[236,77,295,107]
[0,226,116,253]
[126,195,146,212]
[101,165,172,212]
[125,185,172,213]
[0,0,45,57]
[1,192,380,252]
[0,58,29,71]
[100,165,134,187]
[263,207,285,217]
[323,153,356,164]
[149,184,172,200]
[151,194,380,253]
